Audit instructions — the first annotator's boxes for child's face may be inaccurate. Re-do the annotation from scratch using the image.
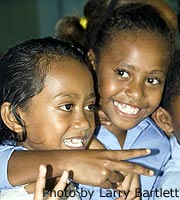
[96,32,168,131]
[170,96,180,143]
[19,59,96,150]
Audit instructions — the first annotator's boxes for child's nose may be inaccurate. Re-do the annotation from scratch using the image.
[74,112,91,131]
[125,82,144,101]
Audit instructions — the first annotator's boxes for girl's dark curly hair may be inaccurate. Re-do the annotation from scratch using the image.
[161,50,180,112]
[88,3,175,67]
[0,37,88,144]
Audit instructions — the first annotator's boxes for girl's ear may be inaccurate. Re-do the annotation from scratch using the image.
[87,49,96,70]
[152,107,173,137]
[1,102,23,133]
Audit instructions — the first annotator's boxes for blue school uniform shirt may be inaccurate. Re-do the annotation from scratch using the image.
[155,136,180,200]
[0,117,170,200]
[0,144,25,190]
[77,117,171,200]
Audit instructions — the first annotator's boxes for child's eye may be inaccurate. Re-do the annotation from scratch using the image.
[115,69,129,78]
[85,104,96,112]
[146,77,161,85]
[59,104,73,111]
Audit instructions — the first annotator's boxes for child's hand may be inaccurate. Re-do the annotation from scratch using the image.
[33,165,69,200]
[115,173,140,200]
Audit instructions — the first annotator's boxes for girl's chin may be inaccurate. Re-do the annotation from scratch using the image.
[110,118,142,130]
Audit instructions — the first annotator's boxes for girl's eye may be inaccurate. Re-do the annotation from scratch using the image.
[115,69,129,78]
[59,104,73,112]
[146,77,161,85]
[85,104,96,112]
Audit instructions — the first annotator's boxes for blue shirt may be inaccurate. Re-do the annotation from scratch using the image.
[155,136,180,200]
[0,145,24,189]
[0,117,170,200]
[78,117,171,200]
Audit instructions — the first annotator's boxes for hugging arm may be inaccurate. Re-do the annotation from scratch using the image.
[7,149,153,189]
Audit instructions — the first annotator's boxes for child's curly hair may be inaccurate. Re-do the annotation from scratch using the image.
[0,37,88,144]
[161,50,180,111]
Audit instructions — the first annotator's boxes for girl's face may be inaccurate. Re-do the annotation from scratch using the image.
[96,32,168,131]
[19,59,96,150]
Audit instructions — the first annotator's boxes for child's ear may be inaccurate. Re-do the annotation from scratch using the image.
[87,49,96,70]
[152,107,173,137]
[1,102,23,133]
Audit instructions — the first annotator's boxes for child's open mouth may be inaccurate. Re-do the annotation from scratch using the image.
[114,101,140,115]
[63,138,87,149]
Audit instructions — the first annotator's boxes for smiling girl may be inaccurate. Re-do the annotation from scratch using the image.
[0,37,153,200]
[78,3,175,199]
[0,37,96,199]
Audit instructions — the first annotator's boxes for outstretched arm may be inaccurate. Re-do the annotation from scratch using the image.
[8,149,153,189]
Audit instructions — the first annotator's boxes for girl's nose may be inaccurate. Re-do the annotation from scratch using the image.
[74,112,91,131]
[125,81,144,101]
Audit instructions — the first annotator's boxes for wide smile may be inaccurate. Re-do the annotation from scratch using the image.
[63,137,87,149]
[114,101,140,116]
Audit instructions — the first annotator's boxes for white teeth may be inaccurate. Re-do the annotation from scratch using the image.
[64,138,83,147]
[114,101,140,115]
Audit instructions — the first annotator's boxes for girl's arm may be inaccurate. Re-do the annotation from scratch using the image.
[7,149,153,189]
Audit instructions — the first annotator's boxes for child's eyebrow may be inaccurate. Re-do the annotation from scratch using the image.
[118,62,166,74]
[149,70,166,75]
[115,62,136,70]
[55,92,96,99]
[87,93,96,99]
[55,93,80,98]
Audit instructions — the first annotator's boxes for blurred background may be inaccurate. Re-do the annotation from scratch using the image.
[0,0,179,54]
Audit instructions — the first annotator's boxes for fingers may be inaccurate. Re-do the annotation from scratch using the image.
[102,149,153,176]
[114,149,152,160]
[33,165,47,200]
[108,171,125,184]
[46,170,69,200]
[90,169,124,189]
[118,174,132,192]
[128,174,140,200]
[112,160,153,176]
[33,165,69,200]
[115,173,140,200]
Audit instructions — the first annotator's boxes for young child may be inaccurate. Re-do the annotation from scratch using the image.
[152,50,180,199]
[77,3,175,200]
[0,37,153,199]
[84,0,178,51]
[0,2,176,200]
[0,37,96,200]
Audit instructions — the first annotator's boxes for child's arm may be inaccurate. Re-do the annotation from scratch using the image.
[33,165,68,200]
[7,149,153,188]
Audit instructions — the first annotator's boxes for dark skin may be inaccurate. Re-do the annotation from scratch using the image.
[2,55,153,191]
[8,148,153,189]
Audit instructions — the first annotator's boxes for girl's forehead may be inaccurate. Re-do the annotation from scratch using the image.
[110,30,162,42]
[46,59,90,78]
[102,31,167,53]
[98,31,169,72]
[46,57,83,70]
